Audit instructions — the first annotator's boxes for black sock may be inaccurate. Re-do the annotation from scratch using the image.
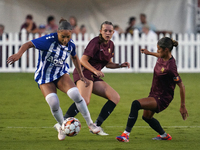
[142,116,165,135]
[125,100,141,132]
[95,100,116,126]
[64,102,79,119]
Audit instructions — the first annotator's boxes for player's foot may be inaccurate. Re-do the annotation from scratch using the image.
[90,127,109,135]
[152,134,172,140]
[116,132,129,142]
[58,127,66,141]
[54,123,61,132]
[88,123,101,134]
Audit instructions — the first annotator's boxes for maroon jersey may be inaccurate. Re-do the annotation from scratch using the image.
[73,36,114,82]
[149,56,182,112]
[83,36,114,70]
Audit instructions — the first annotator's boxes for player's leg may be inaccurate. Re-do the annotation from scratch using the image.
[116,97,157,142]
[142,110,172,140]
[92,81,120,127]
[64,79,93,119]
[40,83,66,140]
[40,83,64,125]
[57,74,100,133]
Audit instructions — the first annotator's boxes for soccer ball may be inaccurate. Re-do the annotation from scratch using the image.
[61,117,81,137]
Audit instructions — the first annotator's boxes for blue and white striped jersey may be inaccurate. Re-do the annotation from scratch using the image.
[31,32,76,85]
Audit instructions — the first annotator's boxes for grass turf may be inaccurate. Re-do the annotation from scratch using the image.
[0,73,199,150]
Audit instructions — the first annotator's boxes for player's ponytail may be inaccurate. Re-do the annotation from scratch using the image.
[58,18,72,30]
[157,37,178,51]
[172,39,178,47]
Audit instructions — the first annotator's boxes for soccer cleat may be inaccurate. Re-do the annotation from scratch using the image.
[152,134,172,140]
[88,123,101,134]
[58,127,66,141]
[54,122,61,132]
[116,133,129,142]
[90,127,109,136]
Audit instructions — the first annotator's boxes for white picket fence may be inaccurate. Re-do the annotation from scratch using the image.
[0,29,200,73]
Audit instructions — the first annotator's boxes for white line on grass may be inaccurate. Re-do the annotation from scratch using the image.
[6,126,200,129]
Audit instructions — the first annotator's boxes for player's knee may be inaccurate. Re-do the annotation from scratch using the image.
[131,100,141,110]
[45,93,59,111]
[67,87,82,103]
[84,99,90,106]
[110,93,120,104]
[142,116,148,122]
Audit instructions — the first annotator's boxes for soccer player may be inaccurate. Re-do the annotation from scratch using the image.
[116,37,188,142]
[7,18,101,140]
[54,21,130,135]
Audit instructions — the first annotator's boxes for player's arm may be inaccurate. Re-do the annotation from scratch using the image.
[177,82,188,120]
[7,41,34,65]
[81,55,104,77]
[71,54,90,87]
[141,49,160,57]
[106,59,130,69]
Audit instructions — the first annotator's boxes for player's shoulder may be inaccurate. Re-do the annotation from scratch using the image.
[68,39,76,47]
[109,39,114,45]
[44,32,57,41]
[90,36,100,44]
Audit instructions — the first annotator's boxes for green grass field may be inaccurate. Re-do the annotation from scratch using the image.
[0,73,199,150]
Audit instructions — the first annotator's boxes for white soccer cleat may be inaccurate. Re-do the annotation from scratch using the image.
[53,123,61,132]
[89,127,109,135]
[88,123,101,134]
[58,127,66,141]
[97,128,109,136]
[54,123,66,140]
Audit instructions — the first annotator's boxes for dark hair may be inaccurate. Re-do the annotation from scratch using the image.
[140,13,146,18]
[0,24,4,30]
[58,18,72,30]
[26,14,33,20]
[47,15,55,24]
[128,17,136,24]
[157,37,178,51]
[100,21,113,30]
[99,21,113,44]
[80,24,85,30]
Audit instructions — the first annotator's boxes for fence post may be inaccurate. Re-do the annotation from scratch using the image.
[20,29,27,72]
[133,29,139,72]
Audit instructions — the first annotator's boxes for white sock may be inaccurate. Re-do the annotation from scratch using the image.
[124,130,130,136]
[160,132,167,138]
[67,87,93,126]
[45,93,64,125]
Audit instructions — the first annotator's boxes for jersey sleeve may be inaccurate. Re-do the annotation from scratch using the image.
[83,38,99,58]
[170,60,182,83]
[70,40,76,57]
[31,34,54,51]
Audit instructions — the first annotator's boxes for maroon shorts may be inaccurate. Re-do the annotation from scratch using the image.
[148,94,173,113]
[73,69,103,83]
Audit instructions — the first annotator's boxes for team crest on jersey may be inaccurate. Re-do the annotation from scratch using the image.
[161,67,165,73]
[108,48,111,53]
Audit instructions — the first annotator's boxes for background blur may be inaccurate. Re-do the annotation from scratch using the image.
[0,0,198,34]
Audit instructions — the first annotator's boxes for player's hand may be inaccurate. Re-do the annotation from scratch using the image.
[93,70,104,78]
[180,106,188,120]
[80,77,90,87]
[121,62,130,68]
[7,53,21,65]
[141,49,150,55]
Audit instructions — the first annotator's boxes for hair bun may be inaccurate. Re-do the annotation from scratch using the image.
[172,39,178,47]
